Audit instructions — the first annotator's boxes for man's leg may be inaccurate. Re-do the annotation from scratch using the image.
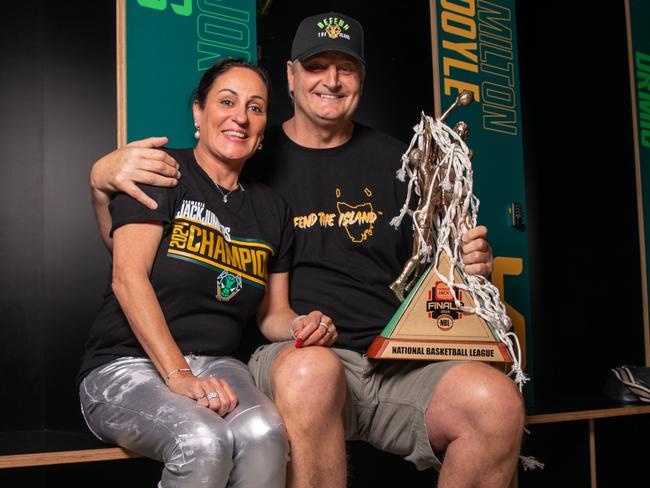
[426,362,525,488]
[250,343,348,488]
[271,346,348,488]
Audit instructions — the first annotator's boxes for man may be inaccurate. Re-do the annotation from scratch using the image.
[90,12,524,488]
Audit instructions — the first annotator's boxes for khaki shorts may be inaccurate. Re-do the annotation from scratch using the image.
[249,341,465,471]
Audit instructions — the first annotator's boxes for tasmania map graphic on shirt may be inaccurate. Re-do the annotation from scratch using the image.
[167,199,276,292]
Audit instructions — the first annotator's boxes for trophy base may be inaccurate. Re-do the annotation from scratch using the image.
[367,251,512,363]
[366,337,512,361]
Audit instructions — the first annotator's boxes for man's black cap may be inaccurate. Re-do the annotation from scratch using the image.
[291,12,365,64]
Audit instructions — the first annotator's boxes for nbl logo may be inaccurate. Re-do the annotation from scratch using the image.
[426,281,463,330]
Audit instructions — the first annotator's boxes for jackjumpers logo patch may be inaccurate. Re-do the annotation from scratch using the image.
[216,270,243,301]
[426,281,464,330]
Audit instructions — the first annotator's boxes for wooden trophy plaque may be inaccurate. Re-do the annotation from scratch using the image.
[366,251,512,362]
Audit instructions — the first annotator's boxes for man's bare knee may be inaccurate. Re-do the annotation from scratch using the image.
[271,346,346,414]
[427,363,524,450]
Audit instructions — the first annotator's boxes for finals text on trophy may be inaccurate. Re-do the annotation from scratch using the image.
[367,92,524,379]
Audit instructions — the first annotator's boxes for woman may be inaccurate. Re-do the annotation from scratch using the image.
[77,58,337,487]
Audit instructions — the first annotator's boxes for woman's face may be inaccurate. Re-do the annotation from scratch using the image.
[193,66,268,165]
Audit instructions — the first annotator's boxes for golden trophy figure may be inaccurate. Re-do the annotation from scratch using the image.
[367,91,526,387]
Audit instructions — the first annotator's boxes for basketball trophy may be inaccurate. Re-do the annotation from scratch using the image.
[366,91,526,388]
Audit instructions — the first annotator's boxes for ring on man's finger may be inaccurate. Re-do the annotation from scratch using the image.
[318,322,329,333]
[206,391,220,401]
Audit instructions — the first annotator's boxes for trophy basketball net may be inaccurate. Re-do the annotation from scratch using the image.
[366,91,527,388]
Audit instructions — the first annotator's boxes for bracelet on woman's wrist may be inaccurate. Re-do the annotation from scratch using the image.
[165,367,191,384]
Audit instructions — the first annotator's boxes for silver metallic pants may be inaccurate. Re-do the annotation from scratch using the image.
[79,356,288,488]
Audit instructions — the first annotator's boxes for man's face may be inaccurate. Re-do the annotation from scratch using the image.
[287,51,364,127]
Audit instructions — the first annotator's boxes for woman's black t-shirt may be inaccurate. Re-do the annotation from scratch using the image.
[78,148,293,383]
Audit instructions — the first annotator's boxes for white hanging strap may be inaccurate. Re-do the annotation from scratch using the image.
[391,119,424,229]
[520,455,545,471]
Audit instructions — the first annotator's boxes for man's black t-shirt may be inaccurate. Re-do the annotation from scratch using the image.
[246,124,412,351]
[78,148,293,382]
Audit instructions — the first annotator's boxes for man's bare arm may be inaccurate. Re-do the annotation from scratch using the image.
[89,136,180,251]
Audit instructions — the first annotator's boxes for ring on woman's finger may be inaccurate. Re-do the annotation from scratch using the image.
[206,391,220,401]
[318,322,329,333]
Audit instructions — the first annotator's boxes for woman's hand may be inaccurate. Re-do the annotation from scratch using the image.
[291,311,338,348]
[167,372,239,417]
[256,274,338,346]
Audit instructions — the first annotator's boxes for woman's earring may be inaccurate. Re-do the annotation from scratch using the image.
[257,142,263,151]
[194,122,200,140]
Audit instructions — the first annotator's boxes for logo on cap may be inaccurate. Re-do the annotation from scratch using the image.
[292,12,364,63]
[317,18,351,41]
[325,24,341,39]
